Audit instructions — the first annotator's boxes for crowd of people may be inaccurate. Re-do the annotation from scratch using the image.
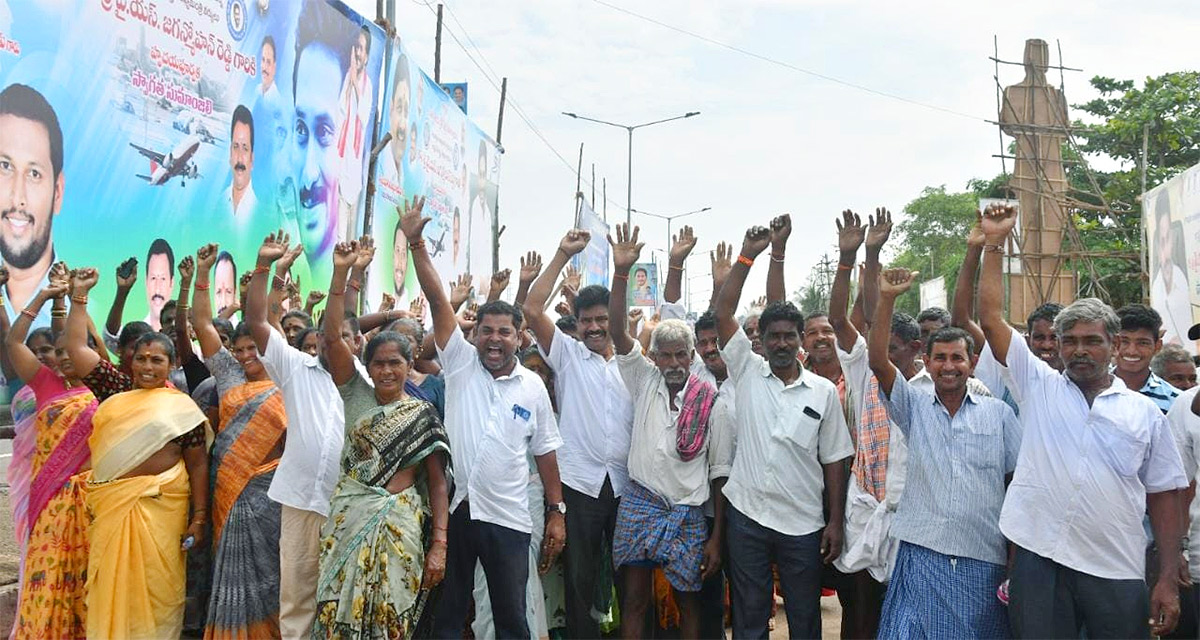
[1,198,1197,640]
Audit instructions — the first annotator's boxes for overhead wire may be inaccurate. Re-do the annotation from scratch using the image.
[588,0,985,122]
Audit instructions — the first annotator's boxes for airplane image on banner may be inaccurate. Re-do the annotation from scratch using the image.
[130,135,202,186]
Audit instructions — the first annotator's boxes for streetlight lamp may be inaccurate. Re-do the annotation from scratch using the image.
[561,111,701,225]
[630,206,711,255]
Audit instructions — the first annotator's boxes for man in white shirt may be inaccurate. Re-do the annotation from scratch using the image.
[978,204,1189,638]
[401,196,566,639]
[245,230,352,639]
[715,224,854,638]
[1166,382,1200,639]
[225,105,258,221]
[335,26,374,243]
[524,227,634,638]
[607,223,726,638]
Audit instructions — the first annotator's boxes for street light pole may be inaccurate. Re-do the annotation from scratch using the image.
[630,206,712,255]
[562,111,701,226]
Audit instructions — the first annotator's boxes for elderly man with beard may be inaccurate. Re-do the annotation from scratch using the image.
[606,223,727,639]
[0,83,64,332]
[524,227,634,638]
[396,196,565,639]
[716,223,853,638]
[869,267,1021,638]
[979,204,1189,638]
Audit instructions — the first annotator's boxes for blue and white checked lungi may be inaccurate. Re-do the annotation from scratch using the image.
[611,480,707,592]
[879,541,1011,639]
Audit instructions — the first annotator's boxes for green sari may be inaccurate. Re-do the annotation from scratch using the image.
[314,375,450,640]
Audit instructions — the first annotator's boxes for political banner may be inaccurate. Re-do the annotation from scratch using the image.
[439,82,468,114]
[1144,166,1200,346]
[626,262,659,308]
[572,197,609,289]
[366,38,500,308]
[0,0,385,336]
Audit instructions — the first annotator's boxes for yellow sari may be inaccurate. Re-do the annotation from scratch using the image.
[83,387,209,640]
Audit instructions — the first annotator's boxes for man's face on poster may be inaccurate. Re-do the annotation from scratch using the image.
[261,43,276,92]
[0,114,61,271]
[214,258,236,312]
[453,87,464,106]
[230,121,253,192]
[146,252,173,319]
[1157,214,1172,271]
[393,229,408,295]
[353,33,368,75]
[635,269,647,289]
[293,45,341,256]
[389,76,409,172]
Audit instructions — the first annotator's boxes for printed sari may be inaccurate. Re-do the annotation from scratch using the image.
[314,378,450,640]
[205,376,287,640]
[83,387,209,640]
[9,367,96,640]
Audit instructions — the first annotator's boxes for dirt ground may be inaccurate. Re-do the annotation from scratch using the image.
[0,491,16,586]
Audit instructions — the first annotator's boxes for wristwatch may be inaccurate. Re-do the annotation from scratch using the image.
[545,502,567,516]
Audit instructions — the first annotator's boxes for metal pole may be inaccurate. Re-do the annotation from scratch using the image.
[434,4,443,83]
[626,127,633,226]
[496,78,507,144]
[666,218,672,264]
[493,77,507,275]
[1141,122,1150,303]
[603,179,607,222]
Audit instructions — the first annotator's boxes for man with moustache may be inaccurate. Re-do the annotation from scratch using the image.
[226,105,258,221]
[335,25,373,243]
[525,227,634,638]
[607,223,725,639]
[286,0,349,265]
[978,205,1188,638]
[143,238,174,331]
[715,223,853,638]
[399,196,566,640]
[0,84,63,331]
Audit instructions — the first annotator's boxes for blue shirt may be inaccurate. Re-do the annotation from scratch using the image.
[883,374,1022,565]
[1137,371,1180,415]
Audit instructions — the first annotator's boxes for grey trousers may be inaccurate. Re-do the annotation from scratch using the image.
[1009,546,1150,639]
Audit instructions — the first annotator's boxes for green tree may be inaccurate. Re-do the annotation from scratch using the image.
[888,186,981,314]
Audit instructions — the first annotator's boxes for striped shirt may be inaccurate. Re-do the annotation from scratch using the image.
[882,373,1022,566]
[1136,371,1180,414]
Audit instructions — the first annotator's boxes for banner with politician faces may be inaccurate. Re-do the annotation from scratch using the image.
[366,35,501,310]
[0,0,384,337]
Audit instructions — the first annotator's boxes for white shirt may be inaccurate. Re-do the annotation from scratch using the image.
[1167,386,1200,579]
[997,326,1189,580]
[440,326,562,533]
[542,326,633,498]
[973,340,1021,404]
[1152,265,1193,347]
[226,183,259,221]
[259,329,344,516]
[721,328,854,536]
[618,343,717,506]
[838,334,909,505]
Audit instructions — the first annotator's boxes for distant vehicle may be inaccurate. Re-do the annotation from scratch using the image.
[130,135,202,186]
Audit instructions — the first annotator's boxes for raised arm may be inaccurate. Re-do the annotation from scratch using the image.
[951,214,986,354]
[403,197,458,349]
[0,266,13,381]
[715,226,771,345]
[708,242,732,311]
[48,262,69,337]
[247,230,292,354]
[304,290,325,318]
[174,256,195,366]
[766,214,791,303]
[192,244,224,358]
[861,208,891,328]
[348,235,375,314]
[448,273,473,313]
[104,257,137,339]
[515,252,542,307]
[6,280,68,382]
[65,268,102,377]
[978,205,1019,364]
[870,268,919,395]
[487,269,511,303]
[524,229,591,352]
[665,225,697,304]
[830,210,865,351]
[323,241,360,386]
[608,222,644,356]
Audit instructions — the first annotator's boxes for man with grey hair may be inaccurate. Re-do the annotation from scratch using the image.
[607,222,726,638]
[978,204,1188,638]
[1153,343,1197,391]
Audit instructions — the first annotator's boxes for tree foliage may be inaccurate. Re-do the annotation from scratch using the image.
[888,186,981,315]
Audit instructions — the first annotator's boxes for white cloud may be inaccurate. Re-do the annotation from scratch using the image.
[346,0,1195,310]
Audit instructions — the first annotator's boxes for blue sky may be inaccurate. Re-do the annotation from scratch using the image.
[346,0,1194,310]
